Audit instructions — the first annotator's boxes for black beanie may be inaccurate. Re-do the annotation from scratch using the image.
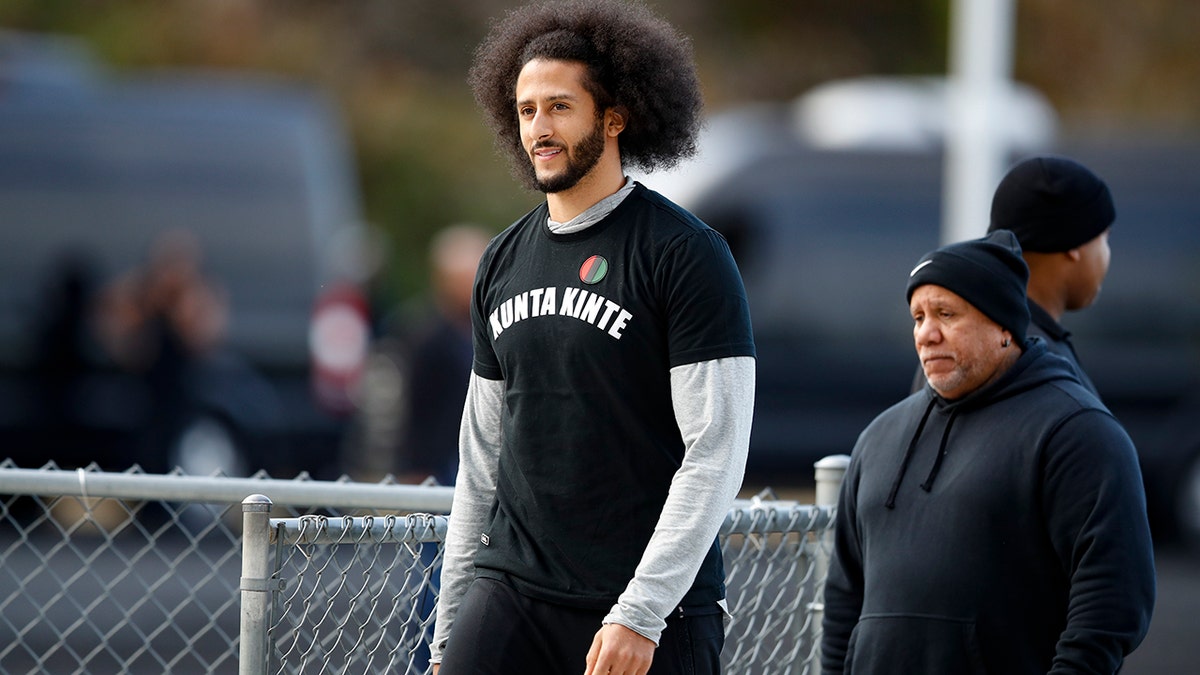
[988,156,1115,253]
[906,230,1031,346]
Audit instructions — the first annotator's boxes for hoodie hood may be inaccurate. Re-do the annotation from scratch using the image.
[885,338,1077,508]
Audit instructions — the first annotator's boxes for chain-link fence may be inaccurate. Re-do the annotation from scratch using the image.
[0,456,846,675]
[720,501,835,671]
[0,460,455,675]
[243,456,848,675]
[243,500,836,675]
[239,507,449,675]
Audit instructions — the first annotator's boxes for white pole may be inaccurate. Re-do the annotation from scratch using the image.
[942,0,1017,244]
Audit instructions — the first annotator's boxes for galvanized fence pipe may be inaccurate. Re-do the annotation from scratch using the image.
[0,466,455,512]
[815,454,851,507]
[811,453,850,668]
[240,494,274,675]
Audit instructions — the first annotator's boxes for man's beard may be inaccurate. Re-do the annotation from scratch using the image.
[529,116,607,194]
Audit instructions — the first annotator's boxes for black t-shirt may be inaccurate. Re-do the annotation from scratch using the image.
[470,183,755,609]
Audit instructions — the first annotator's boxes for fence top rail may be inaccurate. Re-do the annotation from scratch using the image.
[0,454,847,515]
[269,513,451,545]
[722,503,834,535]
[262,503,834,547]
[0,465,456,512]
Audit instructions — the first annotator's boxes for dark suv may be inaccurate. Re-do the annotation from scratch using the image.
[0,32,371,478]
[675,106,1200,546]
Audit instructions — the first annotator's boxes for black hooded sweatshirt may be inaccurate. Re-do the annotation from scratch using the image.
[822,340,1155,674]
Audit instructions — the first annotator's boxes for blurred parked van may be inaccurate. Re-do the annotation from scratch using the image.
[0,32,371,477]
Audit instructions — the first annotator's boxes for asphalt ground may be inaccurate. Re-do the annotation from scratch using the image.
[1123,544,1200,674]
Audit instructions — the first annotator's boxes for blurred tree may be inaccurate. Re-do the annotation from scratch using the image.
[1,0,1195,304]
[1018,0,1200,132]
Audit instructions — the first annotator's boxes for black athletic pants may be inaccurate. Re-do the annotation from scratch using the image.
[438,576,724,675]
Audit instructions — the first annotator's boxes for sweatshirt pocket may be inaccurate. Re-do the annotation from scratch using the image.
[844,614,988,675]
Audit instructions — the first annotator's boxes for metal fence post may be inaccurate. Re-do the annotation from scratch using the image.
[812,454,850,671]
[814,454,850,507]
[240,494,273,675]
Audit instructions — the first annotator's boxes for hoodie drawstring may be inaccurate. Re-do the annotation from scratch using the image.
[885,400,960,508]
[920,408,959,492]
[885,398,937,509]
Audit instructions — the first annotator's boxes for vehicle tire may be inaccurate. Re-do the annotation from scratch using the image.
[169,415,246,477]
[1177,449,1200,552]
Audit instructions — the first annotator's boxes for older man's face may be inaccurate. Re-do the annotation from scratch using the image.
[911,285,1014,400]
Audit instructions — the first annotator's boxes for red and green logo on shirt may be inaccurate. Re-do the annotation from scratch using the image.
[579,255,608,284]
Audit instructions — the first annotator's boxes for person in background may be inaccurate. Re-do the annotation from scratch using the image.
[346,224,491,486]
[432,1,756,673]
[97,230,228,371]
[987,155,1114,395]
[823,230,1154,674]
[30,251,104,468]
[396,224,492,486]
[94,229,229,472]
[913,155,1114,395]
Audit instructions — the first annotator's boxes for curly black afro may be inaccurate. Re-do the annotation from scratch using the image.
[468,0,703,187]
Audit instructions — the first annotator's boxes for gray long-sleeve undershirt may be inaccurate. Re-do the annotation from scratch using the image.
[429,356,755,663]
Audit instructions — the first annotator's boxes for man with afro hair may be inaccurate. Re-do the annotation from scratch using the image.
[432,1,756,673]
